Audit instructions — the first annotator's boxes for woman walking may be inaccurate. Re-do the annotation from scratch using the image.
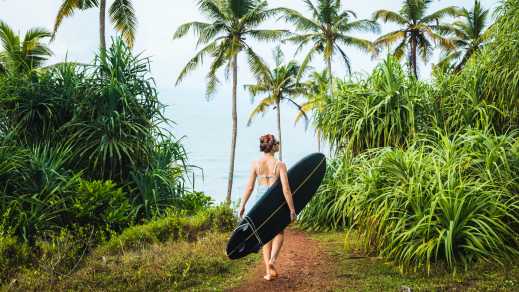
[238,134,297,281]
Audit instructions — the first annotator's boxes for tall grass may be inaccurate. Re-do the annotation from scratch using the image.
[316,56,435,154]
[302,130,519,272]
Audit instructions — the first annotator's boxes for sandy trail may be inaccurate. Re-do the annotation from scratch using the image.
[228,227,335,292]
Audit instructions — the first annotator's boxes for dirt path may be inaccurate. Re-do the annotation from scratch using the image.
[228,227,336,292]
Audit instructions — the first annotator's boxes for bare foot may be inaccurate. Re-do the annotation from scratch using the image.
[263,274,273,281]
[268,263,278,278]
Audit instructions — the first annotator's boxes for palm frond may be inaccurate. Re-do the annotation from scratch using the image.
[298,45,318,81]
[53,0,98,38]
[198,0,227,21]
[423,26,455,50]
[340,19,380,34]
[374,30,406,48]
[335,45,352,75]
[109,0,137,47]
[337,35,375,54]
[246,29,290,42]
[175,41,217,85]
[247,95,277,126]
[245,46,271,81]
[373,9,408,24]
[421,6,463,24]
[278,7,321,32]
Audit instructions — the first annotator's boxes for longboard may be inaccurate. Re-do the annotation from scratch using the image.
[226,153,326,260]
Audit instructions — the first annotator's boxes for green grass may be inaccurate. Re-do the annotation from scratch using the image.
[311,231,519,291]
[3,232,259,292]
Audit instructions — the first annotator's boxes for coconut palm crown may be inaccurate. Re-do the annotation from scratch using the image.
[0,21,52,74]
[279,0,379,97]
[438,0,490,72]
[53,0,137,50]
[373,0,462,77]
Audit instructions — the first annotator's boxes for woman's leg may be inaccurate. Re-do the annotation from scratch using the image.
[268,230,284,276]
[262,241,273,280]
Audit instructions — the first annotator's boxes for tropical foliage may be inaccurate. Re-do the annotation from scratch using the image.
[300,0,519,273]
[316,56,434,153]
[2,0,517,282]
[0,39,204,245]
[302,130,519,272]
[0,21,52,75]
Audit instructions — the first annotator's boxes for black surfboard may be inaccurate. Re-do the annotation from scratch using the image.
[226,153,326,260]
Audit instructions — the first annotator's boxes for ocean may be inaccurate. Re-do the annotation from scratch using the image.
[163,88,328,205]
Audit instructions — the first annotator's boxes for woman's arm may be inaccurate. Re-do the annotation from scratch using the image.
[239,161,257,218]
[278,162,296,221]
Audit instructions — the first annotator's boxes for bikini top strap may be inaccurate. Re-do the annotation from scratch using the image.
[273,160,279,176]
[256,160,262,177]
[256,159,279,178]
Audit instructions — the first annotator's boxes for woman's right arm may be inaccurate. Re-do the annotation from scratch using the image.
[239,161,257,218]
[278,162,297,222]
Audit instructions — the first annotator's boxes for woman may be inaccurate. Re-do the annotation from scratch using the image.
[238,134,297,281]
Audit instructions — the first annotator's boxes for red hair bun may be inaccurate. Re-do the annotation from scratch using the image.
[259,134,277,153]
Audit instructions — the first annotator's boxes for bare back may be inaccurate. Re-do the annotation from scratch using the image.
[256,157,280,187]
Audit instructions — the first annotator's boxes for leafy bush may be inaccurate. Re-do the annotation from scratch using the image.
[0,38,193,243]
[0,145,79,242]
[176,191,213,214]
[301,130,519,272]
[99,205,236,254]
[71,179,132,231]
[129,139,190,220]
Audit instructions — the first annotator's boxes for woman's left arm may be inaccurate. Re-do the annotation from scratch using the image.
[279,162,297,221]
[239,161,257,218]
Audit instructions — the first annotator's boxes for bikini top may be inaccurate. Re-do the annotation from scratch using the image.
[256,159,279,192]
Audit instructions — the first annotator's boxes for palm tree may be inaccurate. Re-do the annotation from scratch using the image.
[437,0,490,72]
[296,70,329,152]
[0,21,52,74]
[245,47,308,161]
[280,0,379,98]
[373,0,461,78]
[53,0,137,50]
[173,0,287,205]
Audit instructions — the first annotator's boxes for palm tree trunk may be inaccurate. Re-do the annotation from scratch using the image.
[276,99,283,161]
[410,35,418,78]
[225,54,238,206]
[454,49,473,73]
[317,129,321,152]
[326,57,333,98]
[99,0,107,52]
[324,57,332,154]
